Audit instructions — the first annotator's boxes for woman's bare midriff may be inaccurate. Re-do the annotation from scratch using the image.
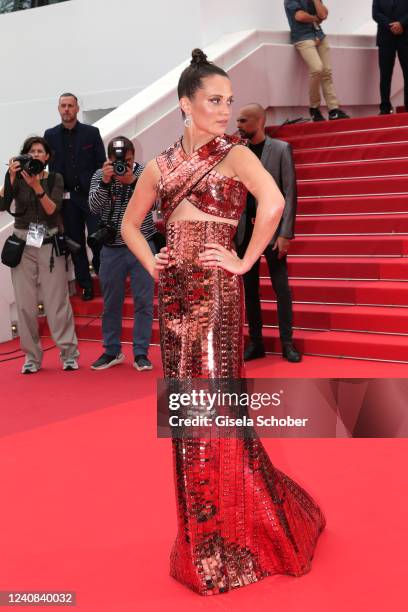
[167,199,238,227]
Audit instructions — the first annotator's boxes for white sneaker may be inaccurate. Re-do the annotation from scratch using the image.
[21,361,39,374]
[63,357,79,371]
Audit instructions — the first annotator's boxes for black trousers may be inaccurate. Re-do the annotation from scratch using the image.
[62,194,101,289]
[240,243,293,344]
[378,41,408,112]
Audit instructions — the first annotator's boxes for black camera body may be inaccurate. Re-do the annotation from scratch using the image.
[13,154,45,176]
[87,221,117,249]
[111,139,128,176]
[53,233,82,257]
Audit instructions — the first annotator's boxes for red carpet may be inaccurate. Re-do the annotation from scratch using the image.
[0,341,407,611]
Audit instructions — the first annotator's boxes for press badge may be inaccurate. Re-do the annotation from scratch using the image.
[26,223,46,248]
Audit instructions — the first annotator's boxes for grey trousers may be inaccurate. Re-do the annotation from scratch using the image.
[11,237,79,367]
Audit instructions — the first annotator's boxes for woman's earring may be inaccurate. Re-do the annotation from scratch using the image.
[184,115,192,128]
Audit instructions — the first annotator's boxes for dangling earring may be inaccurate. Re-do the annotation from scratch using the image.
[184,115,192,128]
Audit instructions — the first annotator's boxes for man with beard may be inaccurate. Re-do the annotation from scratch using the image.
[235,104,301,362]
[44,93,106,300]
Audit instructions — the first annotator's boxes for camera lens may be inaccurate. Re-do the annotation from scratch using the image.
[27,159,45,175]
[113,161,127,176]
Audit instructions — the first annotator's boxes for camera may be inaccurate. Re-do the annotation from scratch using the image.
[13,154,45,176]
[53,233,82,257]
[87,221,117,249]
[111,139,128,176]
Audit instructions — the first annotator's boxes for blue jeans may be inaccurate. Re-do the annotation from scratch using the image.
[99,242,155,357]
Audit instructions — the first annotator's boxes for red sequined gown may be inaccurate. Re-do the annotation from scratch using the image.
[156,135,325,595]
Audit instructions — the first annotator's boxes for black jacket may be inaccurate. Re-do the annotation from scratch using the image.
[44,121,106,195]
[373,0,408,45]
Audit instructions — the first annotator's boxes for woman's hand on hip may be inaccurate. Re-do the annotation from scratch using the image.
[199,242,246,275]
[153,246,169,280]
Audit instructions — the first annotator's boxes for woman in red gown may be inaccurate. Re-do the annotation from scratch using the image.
[122,48,325,595]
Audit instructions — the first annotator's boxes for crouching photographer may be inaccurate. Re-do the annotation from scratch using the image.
[0,136,79,374]
[89,136,156,371]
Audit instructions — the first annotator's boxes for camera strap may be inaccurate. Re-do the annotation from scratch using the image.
[109,164,139,240]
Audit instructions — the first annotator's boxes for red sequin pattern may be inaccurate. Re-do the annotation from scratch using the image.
[157,137,325,596]
[156,135,247,224]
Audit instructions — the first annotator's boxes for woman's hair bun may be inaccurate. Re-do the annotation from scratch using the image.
[191,48,208,66]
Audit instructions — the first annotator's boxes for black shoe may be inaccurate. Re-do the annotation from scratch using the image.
[309,107,326,122]
[282,342,302,363]
[91,352,125,370]
[81,287,94,301]
[328,108,350,120]
[134,355,153,371]
[244,341,266,362]
[379,108,393,115]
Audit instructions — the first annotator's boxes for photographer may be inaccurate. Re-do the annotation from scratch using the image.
[0,136,79,373]
[89,136,156,371]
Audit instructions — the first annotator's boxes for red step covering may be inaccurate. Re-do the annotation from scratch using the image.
[288,236,408,256]
[259,279,408,305]
[283,126,408,151]
[298,175,408,198]
[283,257,408,281]
[294,142,408,164]
[296,158,408,181]
[298,194,408,214]
[250,303,408,334]
[56,114,408,363]
[269,112,408,138]
[296,213,408,234]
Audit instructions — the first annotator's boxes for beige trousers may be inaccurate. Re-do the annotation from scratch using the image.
[11,236,79,367]
[295,36,339,110]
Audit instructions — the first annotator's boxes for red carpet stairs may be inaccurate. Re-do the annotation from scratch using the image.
[42,114,408,362]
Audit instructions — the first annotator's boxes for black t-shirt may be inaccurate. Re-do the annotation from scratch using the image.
[62,125,81,191]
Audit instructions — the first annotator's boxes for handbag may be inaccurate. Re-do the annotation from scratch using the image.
[1,234,26,268]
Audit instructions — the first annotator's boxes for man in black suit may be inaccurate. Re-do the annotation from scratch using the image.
[44,93,106,300]
[373,0,408,114]
[236,104,301,363]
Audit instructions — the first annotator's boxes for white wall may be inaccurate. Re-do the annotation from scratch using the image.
[0,0,375,171]
[200,0,375,41]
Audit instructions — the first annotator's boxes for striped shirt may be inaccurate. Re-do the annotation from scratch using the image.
[89,163,156,246]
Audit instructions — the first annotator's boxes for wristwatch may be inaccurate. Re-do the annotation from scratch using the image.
[36,191,46,199]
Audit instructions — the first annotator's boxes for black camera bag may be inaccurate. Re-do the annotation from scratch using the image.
[1,234,26,268]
